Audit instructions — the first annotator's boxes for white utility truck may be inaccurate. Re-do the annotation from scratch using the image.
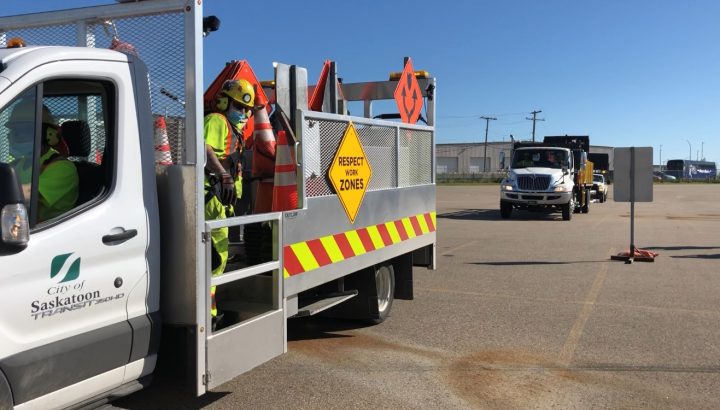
[500,143,576,220]
[0,2,437,409]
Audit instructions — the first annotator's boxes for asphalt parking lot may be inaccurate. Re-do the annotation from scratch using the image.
[117,183,720,409]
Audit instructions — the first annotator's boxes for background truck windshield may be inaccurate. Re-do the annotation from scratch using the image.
[512,149,569,169]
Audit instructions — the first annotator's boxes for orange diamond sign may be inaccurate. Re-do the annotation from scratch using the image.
[394,58,423,124]
[329,122,373,223]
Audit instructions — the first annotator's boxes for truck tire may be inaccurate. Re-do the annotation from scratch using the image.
[573,189,581,213]
[562,201,572,221]
[322,263,395,323]
[500,201,512,219]
[370,263,395,324]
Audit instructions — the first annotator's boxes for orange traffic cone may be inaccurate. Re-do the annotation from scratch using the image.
[252,105,276,213]
[272,131,298,212]
[154,116,173,165]
[109,37,138,56]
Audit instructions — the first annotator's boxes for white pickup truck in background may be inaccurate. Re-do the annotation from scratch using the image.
[592,173,608,202]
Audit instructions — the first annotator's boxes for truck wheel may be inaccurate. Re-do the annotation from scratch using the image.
[573,190,581,213]
[370,264,395,324]
[500,201,512,219]
[323,263,396,323]
[562,201,572,221]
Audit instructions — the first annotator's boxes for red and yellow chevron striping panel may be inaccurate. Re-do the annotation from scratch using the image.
[283,211,436,278]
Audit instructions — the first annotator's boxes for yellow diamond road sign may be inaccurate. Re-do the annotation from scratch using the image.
[329,122,372,223]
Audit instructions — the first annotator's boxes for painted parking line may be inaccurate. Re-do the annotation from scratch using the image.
[557,247,614,366]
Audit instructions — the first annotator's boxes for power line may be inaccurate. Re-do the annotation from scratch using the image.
[440,111,533,119]
[440,114,483,119]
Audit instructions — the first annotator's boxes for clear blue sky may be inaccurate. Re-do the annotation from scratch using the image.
[2,0,719,165]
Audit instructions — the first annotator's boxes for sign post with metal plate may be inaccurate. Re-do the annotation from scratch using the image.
[613,147,654,263]
[329,122,373,223]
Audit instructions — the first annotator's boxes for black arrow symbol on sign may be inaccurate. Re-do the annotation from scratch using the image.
[402,73,418,121]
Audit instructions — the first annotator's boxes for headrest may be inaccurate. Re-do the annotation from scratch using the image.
[60,120,92,157]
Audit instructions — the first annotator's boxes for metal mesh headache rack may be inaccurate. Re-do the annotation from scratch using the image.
[0,4,189,163]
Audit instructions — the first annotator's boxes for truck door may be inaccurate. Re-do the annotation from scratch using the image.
[199,213,286,393]
[0,61,150,408]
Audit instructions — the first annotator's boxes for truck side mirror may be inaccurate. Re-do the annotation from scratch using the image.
[0,163,29,253]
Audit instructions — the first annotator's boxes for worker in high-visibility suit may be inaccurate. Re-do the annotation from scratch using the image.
[204,79,255,327]
[7,100,78,222]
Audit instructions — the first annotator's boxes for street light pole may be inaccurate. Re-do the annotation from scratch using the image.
[480,116,497,172]
[685,139,691,161]
[659,145,662,171]
[701,141,704,160]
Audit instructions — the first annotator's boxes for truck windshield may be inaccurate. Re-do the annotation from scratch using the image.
[511,149,569,169]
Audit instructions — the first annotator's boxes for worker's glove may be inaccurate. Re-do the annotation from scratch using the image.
[220,172,236,205]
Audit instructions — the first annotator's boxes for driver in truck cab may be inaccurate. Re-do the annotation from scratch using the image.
[6,99,79,222]
[545,150,559,167]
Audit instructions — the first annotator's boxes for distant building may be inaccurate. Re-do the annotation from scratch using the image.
[436,142,614,174]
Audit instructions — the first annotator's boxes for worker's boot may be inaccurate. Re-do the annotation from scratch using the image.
[211,312,225,332]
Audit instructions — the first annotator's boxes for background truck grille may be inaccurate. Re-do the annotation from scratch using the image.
[517,175,551,191]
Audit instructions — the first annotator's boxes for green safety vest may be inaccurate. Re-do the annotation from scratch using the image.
[13,148,79,222]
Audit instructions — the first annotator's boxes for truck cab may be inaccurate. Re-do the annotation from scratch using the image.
[500,145,575,220]
[0,45,160,410]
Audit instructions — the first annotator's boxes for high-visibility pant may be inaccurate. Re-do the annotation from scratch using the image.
[205,194,227,318]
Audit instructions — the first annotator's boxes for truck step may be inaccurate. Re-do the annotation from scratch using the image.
[294,291,359,318]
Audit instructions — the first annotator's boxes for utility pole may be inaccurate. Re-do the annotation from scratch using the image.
[526,110,544,142]
[659,145,662,171]
[480,116,497,172]
[685,139,691,161]
[701,141,704,160]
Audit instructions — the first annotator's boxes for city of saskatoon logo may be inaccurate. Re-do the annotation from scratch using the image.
[50,252,81,283]
[31,253,126,319]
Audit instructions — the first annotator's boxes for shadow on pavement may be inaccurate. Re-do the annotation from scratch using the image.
[671,254,720,260]
[437,209,500,221]
[113,376,229,410]
[113,317,370,409]
[470,260,608,266]
[438,209,565,221]
[287,316,372,342]
[644,245,719,251]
